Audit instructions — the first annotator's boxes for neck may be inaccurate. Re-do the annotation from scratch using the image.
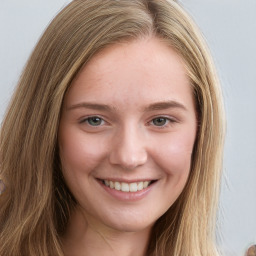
[62,207,152,256]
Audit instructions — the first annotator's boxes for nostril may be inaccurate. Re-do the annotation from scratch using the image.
[109,151,147,170]
[109,131,148,169]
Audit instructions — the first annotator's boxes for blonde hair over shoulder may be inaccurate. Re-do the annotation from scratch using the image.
[0,1,225,255]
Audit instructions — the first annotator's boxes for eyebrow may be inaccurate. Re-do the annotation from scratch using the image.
[67,103,115,112]
[144,101,188,112]
[67,100,187,112]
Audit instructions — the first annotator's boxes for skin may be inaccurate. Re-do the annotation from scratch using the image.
[59,37,197,256]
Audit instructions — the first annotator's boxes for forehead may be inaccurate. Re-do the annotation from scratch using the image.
[76,37,187,83]
[64,37,194,110]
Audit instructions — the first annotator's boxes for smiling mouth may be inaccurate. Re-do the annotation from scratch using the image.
[100,179,156,193]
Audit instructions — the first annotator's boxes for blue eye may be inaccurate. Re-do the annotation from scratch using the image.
[86,116,104,126]
[152,117,168,126]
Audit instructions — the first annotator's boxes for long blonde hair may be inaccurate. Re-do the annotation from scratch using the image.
[0,0,225,255]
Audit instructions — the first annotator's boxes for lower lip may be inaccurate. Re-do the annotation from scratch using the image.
[98,180,156,201]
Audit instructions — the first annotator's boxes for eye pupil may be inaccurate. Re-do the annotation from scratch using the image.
[153,118,167,126]
[88,117,102,126]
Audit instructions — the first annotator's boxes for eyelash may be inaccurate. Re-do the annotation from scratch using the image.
[149,116,177,128]
[80,116,106,126]
[80,115,177,128]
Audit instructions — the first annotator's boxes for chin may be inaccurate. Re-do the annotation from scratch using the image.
[107,220,153,233]
[99,211,157,233]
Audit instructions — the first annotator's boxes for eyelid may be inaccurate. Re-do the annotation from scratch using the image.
[148,115,179,128]
[79,115,107,125]
[149,115,178,123]
[78,114,179,128]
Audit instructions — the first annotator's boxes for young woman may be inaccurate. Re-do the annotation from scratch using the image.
[0,0,225,255]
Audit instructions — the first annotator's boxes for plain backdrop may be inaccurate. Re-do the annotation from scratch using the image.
[0,1,255,255]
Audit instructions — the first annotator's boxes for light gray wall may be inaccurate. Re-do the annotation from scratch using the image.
[1,1,255,255]
[179,1,256,255]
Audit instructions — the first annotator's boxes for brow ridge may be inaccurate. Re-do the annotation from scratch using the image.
[67,100,187,112]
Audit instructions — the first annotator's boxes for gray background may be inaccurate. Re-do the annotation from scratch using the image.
[0,1,255,255]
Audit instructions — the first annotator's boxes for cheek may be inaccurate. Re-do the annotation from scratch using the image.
[153,132,195,176]
[58,129,107,175]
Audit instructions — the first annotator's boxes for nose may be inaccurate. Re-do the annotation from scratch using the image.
[109,126,148,170]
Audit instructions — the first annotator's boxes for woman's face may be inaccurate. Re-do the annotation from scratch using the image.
[58,37,197,232]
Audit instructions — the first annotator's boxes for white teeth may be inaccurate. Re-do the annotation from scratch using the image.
[110,181,114,189]
[137,182,143,191]
[114,181,121,191]
[121,183,129,192]
[103,179,152,192]
[143,181,149,188]
[129,183,137,192]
